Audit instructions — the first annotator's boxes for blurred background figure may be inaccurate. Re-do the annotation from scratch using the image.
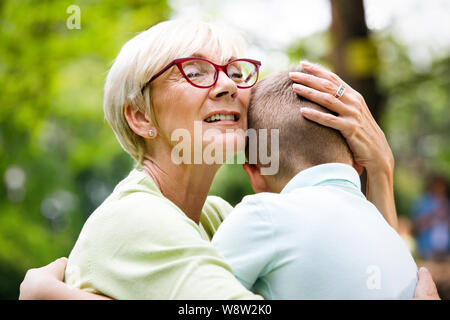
[397,216,417,257]
[412,175,450,260]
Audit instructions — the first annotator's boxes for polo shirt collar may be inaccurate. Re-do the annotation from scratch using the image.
[280,163,361,194]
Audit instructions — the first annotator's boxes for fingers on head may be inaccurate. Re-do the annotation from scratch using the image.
[300,61,342,84]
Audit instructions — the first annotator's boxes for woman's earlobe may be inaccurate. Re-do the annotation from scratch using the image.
[148,129,157,138]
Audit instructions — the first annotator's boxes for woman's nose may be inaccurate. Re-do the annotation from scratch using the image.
[211,71,237,99]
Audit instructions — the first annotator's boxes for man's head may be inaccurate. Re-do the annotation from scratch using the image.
[243,66,354,193]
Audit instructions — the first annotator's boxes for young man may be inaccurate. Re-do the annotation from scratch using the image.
[211,67,418,299]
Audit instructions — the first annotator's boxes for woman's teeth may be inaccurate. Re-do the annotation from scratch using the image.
[204,114,237,122]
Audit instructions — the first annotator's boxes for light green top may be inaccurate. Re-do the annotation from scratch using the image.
[64,169,262,300]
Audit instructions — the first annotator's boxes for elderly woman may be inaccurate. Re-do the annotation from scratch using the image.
[19,19,438,300]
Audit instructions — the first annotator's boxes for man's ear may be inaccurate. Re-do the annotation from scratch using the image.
[243,162,269,193]
[124,103,157,139]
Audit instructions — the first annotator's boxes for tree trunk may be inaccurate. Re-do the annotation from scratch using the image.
[330,0,386,192]
[329,0,384,121]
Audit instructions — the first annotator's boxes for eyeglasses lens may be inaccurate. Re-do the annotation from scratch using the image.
[227,60,258,88]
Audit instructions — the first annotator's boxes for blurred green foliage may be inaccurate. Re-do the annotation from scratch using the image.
[378,37,450,216]
[1,0,449,300]
[209,156,254,207]
[0,0,170,299]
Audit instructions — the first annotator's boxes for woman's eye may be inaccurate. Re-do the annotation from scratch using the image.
[228,65,243,80]
[230,72,243,80]
[186,71,202,78]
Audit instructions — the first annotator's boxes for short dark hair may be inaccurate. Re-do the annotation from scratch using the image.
[247,66,352,179]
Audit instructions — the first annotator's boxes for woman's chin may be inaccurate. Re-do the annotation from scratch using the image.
[202,132,246,164]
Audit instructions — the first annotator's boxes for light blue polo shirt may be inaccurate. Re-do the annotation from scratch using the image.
[212,163,418,299]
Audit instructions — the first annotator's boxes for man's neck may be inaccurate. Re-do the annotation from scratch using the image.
[265,161,354,194]
[264,173,296,194]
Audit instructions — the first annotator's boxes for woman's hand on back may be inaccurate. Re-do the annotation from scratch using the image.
[19,257,111,300]
[19,257,68,300]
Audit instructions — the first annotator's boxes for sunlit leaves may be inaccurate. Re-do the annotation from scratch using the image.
[0,0,170,298]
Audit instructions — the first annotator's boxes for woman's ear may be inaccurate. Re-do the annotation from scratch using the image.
[242,162,269,193]
[124,103,157,139]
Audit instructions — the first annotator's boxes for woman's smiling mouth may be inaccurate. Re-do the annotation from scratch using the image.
[203,111,240,124]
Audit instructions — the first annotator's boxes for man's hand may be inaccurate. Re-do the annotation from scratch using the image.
[19,257,112,300]
[414,267,441,300]
[19,257,68,300]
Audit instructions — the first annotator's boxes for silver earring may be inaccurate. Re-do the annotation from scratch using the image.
[148,129,155,137]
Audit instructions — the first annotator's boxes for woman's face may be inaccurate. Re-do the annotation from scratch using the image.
[150,45,250,164]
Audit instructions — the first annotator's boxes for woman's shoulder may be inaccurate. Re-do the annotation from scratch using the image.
[66,194,229,295]
[70,191,207,267]
[92,191,192,232]
[91,168,187,222]
[204,196,233,219]
[200,196,234,240]
[72,180,198,248]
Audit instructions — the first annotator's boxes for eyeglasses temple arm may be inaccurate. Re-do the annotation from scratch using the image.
[244,69,257,83]
[141,61,176,92]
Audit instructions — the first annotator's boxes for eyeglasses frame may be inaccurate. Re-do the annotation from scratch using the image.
[141,57,261,91]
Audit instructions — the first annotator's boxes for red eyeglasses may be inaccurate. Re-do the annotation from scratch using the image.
[142,57,261,91]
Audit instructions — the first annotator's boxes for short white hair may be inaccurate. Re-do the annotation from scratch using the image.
[103,19,247,163]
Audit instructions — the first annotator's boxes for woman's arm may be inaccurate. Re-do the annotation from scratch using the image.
[19,258,111,300]
[289,61,398,230]
[365,168,397,230]
[19,258,441,300]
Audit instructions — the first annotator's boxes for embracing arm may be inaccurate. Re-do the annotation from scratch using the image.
[19,253,260,301]
[365,164,397,230]
[290,61,398,230]
[20,257,440,300]
[19,258,111,300]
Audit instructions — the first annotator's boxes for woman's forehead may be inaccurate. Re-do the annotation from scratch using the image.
[190,51,237,64]
[187,34,241,63]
